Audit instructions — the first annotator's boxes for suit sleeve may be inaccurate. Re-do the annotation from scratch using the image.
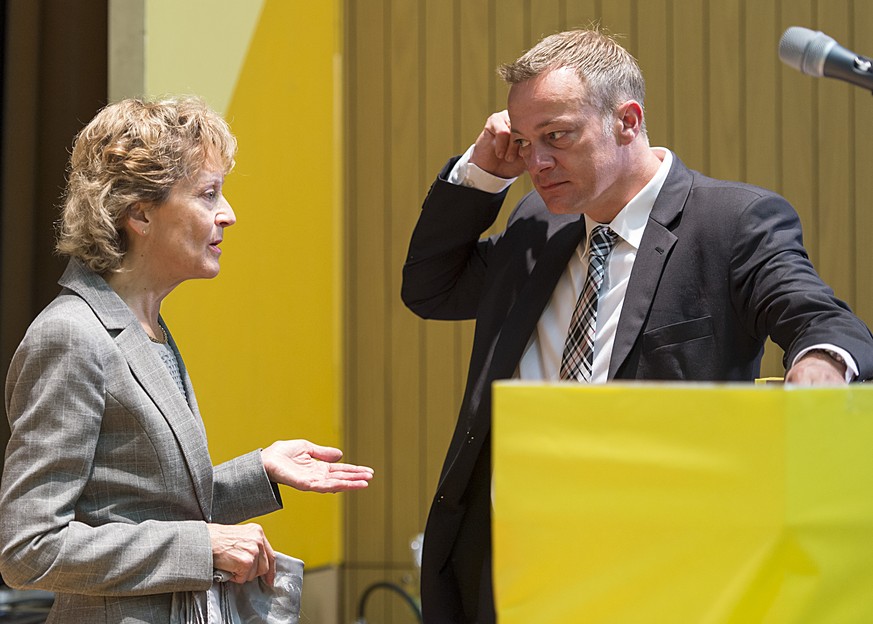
[0,317,214,596]
[401,158,509,320]
[211,451,282,525]
[729,193,873,377]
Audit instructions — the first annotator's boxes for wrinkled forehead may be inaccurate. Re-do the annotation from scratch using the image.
[507,68,594,129]
[508,67,590,106]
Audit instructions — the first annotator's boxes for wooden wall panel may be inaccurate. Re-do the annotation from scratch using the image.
[745,1,779,190]
[420,0,459,524]
[495,0,532,219]
[600,0,634,56]
[817,1,855,301]
[671,1,708,172]
[387,0,425,578]
[746,0,784,375]
[456,0,494,386]
[780,0,818,259]
[709,0,742,182]
[636,0,669,148]
[529,0,561,47]
[563,0,598,31]
[855,3,873,322]
[345,0,388,568]
[343,2,873,620]
[382,8,424,622]
[493,0,524,108]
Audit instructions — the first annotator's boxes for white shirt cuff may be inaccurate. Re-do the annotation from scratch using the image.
[792,344,858,382]
[446,144,517,194]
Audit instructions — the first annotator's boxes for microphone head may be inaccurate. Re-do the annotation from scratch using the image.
[779,26,837,77]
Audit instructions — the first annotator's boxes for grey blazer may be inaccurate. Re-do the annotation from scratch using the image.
[0,259,282,623]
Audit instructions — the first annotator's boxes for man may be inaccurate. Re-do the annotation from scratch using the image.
[401,29,873,623]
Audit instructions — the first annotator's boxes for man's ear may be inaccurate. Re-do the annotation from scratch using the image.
[616,100,644,144]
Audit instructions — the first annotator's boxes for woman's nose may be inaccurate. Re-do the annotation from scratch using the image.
[217,197,236,227]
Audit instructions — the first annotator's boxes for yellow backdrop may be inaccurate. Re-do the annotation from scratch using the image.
[147,0,344,568]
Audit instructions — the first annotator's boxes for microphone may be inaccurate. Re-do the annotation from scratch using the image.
[779,26,873,91]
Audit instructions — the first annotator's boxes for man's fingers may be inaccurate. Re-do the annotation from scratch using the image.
[485,111,512,159]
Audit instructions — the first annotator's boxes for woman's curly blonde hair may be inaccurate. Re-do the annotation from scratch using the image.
[56,96,237,274]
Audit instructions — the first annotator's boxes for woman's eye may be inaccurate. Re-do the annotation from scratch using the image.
[514,138,530,148]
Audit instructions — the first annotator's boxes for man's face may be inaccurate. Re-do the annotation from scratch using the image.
[508,67,625,220]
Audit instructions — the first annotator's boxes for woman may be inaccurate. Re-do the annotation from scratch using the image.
[0,96,373,622]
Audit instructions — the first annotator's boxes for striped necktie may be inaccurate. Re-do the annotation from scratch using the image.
[560,225,618,382]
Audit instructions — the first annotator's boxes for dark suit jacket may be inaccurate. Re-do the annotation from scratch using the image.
[401,153,873,623]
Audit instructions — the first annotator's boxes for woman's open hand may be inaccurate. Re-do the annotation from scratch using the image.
[261,440,374,493]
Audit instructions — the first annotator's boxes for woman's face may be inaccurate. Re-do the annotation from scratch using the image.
[145,159,236,284]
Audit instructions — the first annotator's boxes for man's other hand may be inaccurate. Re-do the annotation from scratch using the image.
[470,110,528,180]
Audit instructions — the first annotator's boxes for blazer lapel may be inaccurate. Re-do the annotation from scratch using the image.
[58,259,214,520]
[491,217,587,380]
[117,327,214,519]
[608,156,693,379]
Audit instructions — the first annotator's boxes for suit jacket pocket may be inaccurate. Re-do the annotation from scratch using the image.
[639,316,715,380]
[642,316,713,351]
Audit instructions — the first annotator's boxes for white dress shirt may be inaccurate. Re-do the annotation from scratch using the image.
[517,149,671,382]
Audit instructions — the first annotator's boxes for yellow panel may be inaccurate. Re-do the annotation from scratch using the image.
[493,383,873,623]
[160,0,344,568]
[145,0,265,114]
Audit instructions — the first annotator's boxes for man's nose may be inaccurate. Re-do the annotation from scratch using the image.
[526,145,555,173]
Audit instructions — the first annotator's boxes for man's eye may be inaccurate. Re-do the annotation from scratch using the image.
[548,131,567,141]
[514,138,530,148]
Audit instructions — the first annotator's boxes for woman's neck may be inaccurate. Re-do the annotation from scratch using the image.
[104,263,173,341]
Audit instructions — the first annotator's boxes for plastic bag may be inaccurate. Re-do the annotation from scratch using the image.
[171,552,303,624]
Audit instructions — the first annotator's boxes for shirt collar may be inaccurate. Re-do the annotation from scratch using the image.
[584,147,673,250]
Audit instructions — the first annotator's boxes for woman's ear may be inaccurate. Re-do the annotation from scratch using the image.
[125,203,152,237]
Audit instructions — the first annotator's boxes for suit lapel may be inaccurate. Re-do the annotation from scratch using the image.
[58,260,214,519]
[491,217,587,380]
[608,156,693,378]
[117,327,213,519]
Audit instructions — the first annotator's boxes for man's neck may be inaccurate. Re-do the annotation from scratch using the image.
[586,147,665,223]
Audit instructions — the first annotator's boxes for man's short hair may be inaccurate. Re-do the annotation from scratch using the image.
[499,29,646,129]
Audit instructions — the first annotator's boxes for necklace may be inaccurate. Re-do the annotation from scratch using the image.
[148,325,168,345]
